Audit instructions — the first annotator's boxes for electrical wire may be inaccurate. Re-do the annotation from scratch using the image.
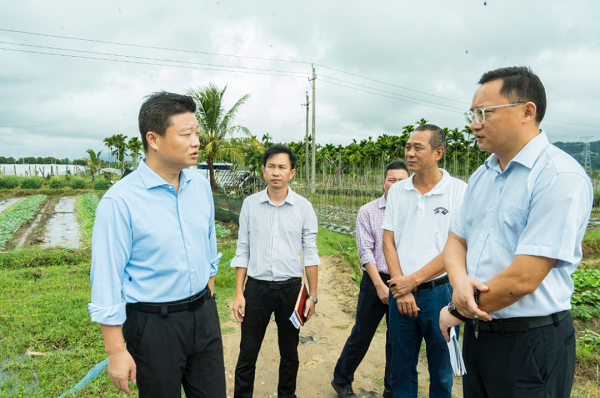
[544,119,600,129]
[0,28,310,65]
[0,40,310,76]
[319,79,463,114]
[0,47,307,79]
[320,75,465,111]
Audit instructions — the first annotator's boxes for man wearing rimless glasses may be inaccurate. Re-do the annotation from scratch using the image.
[439,66,592,398]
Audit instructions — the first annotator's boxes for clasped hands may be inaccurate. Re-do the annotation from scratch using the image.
[387,275,420,317]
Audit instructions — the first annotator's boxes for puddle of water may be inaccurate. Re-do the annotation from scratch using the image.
[43,197,80,249]
[0,197,24,215]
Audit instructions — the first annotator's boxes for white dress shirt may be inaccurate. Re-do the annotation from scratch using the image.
[382,169,467,281]
[231,187,320,281]
[453,132,593,318]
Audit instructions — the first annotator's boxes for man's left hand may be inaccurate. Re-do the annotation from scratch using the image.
[388,275,417,298]
[304,299,316,322]
[439,307,463,343]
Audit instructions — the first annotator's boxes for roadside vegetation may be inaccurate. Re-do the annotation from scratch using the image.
[75,193,101,246]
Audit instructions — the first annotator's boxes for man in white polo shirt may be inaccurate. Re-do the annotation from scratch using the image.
[382,124,466,398]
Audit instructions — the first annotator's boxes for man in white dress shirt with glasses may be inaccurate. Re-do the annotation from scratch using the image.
[231,144,320,398]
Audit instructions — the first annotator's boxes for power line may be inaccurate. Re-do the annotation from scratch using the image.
[319,79,462,114]
[0,28,310,65]
[544,119,600,129]
[316,64,470,105]
[0,47,307,79]
[320,75,465,111]
[541,124,598,134]
[0,41,311,76]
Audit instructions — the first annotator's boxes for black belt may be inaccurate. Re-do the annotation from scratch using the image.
[473,310,570,333]
[128,288,210,318]
[415,275,449,291]
[248,276,302,290]
[379,272,391,282]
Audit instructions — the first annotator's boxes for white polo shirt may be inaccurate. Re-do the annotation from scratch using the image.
[382,169,467,281]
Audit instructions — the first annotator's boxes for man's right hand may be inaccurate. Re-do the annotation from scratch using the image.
[375,283,390,304]
[396,293,420,317]
[107,349,136,394]
[232,294,246,322]
[452,276,492,321]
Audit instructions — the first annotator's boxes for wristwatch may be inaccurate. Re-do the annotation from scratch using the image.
[447,302,469,322]
[308,296,319,304]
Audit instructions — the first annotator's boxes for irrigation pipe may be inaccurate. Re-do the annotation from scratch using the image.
[57,358,108,398]
[55,257,233,397]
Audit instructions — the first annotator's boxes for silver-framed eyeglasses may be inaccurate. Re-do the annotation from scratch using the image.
[464,103,524,125]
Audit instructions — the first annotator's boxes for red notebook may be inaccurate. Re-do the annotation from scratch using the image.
[294,283,309,326]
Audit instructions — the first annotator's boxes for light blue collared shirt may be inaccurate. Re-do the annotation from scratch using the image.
[88,160,221,326]
[453,132,593,318]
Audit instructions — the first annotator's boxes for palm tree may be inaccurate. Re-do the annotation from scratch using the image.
[103,137,114,169]
[82,149,102,182]
[187,83,252,190]
[447,128,465,176]
[112,134,127,172]
[128,137,143,169]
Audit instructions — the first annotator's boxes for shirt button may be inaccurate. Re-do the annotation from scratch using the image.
[191,269,195,273]
[192,291,195,294]
[169,185,174,189]
[489,208,492,212]
[498,177,503,181]
[187,245,191,250]
[182,221,186,225]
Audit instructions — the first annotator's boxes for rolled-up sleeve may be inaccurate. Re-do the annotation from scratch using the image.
[231,201,250,269]
[515,172,593,266]
[302,202,320,267]
[356,207,376,267]
[88,198,132,326]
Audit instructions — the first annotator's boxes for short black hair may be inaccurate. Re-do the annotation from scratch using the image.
[138,91,197,152]
[384,160,408,179]
[478,66,546,123]
[262,144,298,169]
[414,123,446,152]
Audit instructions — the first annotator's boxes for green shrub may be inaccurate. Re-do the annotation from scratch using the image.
[215,224,232,238]
[49,179,65,189]
[19,177,44,190]
[94,179,111,191]
[594,189,600,207]
[71,179,86,190]
[0,176,20,189]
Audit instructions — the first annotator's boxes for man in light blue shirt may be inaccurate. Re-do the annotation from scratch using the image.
[439,67,592,398]
[89,92,225,397]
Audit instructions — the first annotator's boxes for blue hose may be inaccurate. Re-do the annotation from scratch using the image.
[57,358,108,398]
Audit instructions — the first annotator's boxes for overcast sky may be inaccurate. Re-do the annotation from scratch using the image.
[1,0,599,160]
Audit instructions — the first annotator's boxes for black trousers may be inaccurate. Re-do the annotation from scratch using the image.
[123,295,226,398]
[333,271,392,391]
[462,312,576,398]
[234,277,302,398]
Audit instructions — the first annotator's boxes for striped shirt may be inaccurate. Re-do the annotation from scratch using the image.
[231,187,320,281]
[356,194,389,274]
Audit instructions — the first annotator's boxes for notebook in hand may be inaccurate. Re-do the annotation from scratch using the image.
[294,283,309,327]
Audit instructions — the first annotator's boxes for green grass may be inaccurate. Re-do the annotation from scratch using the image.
[316,226,362,286]
[583,229,600,259]
[0,194,46,248]
[75,193,100,247]
[0,247,91,270]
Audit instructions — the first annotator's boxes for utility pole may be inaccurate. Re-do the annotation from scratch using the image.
[309,64,317,194]
[302,91,310,196]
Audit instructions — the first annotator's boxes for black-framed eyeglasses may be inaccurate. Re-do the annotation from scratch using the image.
[464,103,524,125]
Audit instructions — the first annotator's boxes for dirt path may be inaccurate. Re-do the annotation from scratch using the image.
[42,196,80,249]
[221,255,464,398]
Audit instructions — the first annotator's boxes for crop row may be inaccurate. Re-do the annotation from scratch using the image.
[75,193,101,246]
[0,195,46,248]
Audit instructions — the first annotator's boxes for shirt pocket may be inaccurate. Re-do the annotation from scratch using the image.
[492,200,530,253]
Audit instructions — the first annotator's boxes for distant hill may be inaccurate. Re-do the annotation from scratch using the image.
[553,140,600,170]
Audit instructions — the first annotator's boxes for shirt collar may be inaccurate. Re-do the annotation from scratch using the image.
[403,169,450,195]
[378,193,387,209]
[137,159,193,190]
[485,132,549,172]
[259,186,296,206]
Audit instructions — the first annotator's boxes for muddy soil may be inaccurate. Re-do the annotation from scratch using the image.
[4,196,59,250]
[42,196,80,249]
[221,255,464,398]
